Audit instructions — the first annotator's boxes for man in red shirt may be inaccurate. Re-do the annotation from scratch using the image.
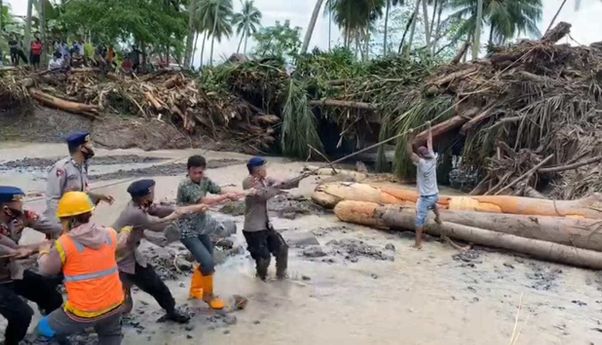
[30,35,43,70]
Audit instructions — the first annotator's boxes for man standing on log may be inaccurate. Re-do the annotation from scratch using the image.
[45,131,114,234]
[407,121,442,249]
[113,179,209,324]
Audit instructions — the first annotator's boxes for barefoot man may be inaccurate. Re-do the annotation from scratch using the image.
[407,121,442,249]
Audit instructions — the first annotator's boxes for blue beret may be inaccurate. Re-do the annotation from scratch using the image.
[127,179,156,198]
[0,186,25,203]
[247,157,266,169]
[66,131,91,148]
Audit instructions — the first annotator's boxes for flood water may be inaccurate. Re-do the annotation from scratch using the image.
[1,142,601,345]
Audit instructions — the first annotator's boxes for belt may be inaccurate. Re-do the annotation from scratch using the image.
[420,194,438,198]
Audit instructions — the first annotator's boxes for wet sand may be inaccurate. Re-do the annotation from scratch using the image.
[1,142,601,345]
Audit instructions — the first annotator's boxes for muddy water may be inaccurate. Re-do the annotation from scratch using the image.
[1,142,601,345]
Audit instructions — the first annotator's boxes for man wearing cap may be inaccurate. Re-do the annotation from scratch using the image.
[242,157,308,280]
[0,186,63,345]
[407,121,442,249]
[45,131,114,228]
[113,179,208,323]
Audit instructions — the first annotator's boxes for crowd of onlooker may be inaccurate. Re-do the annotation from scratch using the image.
[1,32,166,75]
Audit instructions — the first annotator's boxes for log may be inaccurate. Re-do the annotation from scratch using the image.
[309,99,377,111]
[334,201,602,269]
[413,115,470,145]
[314,182,602,218]
[541,22,571,44]
[253,114,281,125]
[539,155,602,173]
[376,204,602,252]
[29,88,99,119]
[144,91,163,110]
[311,182,408,209]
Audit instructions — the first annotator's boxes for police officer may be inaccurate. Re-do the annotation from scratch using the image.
[242,157,310,280]
[44,131,114,225]
[113,179,208,323]
[0,186,63,345]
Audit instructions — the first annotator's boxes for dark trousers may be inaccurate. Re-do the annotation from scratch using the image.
[243,229,288,279]
[120,263,175,314]
[181,234,215,275]
[0,270,63,345]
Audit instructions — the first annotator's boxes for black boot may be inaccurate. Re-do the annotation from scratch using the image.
[256,257,270,281]
[164,309,190,324]
[275,247,288,280]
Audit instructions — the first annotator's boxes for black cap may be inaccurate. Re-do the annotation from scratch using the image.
[127,179,156,198]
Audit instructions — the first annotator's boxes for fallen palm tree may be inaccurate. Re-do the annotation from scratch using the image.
[313,181,602,219]
[335,200,602,269]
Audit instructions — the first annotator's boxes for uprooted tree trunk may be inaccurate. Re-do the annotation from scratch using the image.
[334,200,602,270]
[29,88,100,119]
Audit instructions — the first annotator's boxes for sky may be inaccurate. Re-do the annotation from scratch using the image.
[5,0,602,65]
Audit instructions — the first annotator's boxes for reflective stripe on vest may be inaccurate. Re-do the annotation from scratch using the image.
[63,266,119,283]
[58,228,124,318]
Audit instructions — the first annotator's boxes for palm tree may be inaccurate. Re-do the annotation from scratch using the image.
[403,0,421,57]
[301,0,324,54]
[383,0,402,56]
[184,0,198,67]
[447,0,542,58]
[198,0,233,65]
[232,0,261,54]
[326,0,384,48]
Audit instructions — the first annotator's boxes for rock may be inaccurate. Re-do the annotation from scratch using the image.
[186,334,193,339]
[371,273,378,279]
[223,330,231,335]
[224,314,237,325]
[385,243,396,251]
[254,320,261,325]
[302,246,327,258]
[184,325,194,331]
[327,239,394,262]
[281,230,320,247]
[302,275,311,281]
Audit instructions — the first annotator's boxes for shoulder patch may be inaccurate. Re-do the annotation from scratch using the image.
[56,169,65,177]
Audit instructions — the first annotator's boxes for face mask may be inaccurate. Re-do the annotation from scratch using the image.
[3,206,22,221]
[81,145,95,160]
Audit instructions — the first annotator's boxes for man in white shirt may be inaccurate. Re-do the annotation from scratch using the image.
[407,121,442,249]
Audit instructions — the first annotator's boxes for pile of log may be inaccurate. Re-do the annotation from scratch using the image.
[313,180,602,269]
[312,181,602,218]
[335,200,602,270]
[2,67,280,152]
[310,22,602,199]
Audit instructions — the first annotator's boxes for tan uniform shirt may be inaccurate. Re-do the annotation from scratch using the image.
[0,211,61,282]
[112,201,174,274]
[242,176,300,232]
[44,157,90,221]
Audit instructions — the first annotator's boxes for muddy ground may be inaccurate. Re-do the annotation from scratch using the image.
[1,142,602,345]
[0,106,255,152]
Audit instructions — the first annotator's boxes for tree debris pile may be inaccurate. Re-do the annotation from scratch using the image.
[398,22,601,199]
[1,68,280,153]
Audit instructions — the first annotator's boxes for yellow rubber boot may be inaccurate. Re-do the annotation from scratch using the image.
[200,273,225,310]
[188,267,204,300]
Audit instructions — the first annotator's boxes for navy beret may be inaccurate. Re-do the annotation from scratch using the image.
[247,157,266,169]
[127,179,156,198]
[66,131,91,148]
[0,186,25,203]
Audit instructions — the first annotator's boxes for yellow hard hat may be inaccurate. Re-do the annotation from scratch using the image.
[56,191,95,218]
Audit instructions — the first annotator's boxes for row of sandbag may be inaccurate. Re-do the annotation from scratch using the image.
[334,200,602,269]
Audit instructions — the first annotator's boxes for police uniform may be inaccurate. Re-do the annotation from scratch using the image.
[112,179,189,323]
[0,186,63,345]
[242,157,296,280]
[44,132,93,222]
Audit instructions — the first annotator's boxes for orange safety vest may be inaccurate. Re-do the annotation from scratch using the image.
[56,228,124,318]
